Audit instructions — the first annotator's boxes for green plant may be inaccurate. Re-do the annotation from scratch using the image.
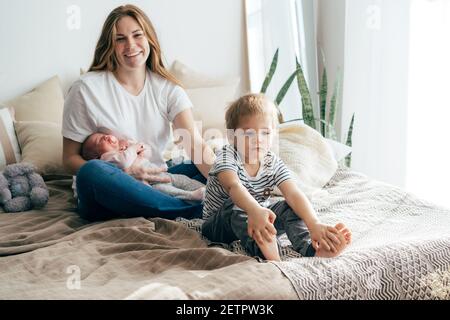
[260,48,355,167]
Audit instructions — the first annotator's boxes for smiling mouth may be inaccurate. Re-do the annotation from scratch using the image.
[125,52,142,58]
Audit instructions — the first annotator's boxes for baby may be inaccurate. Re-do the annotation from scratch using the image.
[81,132,205,201]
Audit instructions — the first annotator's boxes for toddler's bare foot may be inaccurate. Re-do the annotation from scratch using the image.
[315,223,350,258]
[191,187,206,201]
[338,223,352,245]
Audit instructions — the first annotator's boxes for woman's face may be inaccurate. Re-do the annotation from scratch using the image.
[114,16,150,71]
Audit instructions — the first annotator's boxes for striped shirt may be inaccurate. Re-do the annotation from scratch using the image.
[202,144,291,219]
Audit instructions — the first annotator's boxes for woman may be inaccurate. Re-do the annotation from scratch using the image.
[62,4,215,221]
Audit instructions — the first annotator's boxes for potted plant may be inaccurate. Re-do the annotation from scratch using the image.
[260,49,354,167]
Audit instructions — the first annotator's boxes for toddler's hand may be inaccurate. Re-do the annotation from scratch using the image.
[309,223,342,253]
[247,207,277,245]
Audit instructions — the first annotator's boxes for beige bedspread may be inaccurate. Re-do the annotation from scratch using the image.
[0,179,296,300]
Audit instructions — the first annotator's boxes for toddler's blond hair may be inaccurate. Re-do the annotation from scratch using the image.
[225,93,278,130]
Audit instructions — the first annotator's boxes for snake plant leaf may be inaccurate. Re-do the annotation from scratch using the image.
[274,69,298,123]
[318,119,338,141]
[319,46,328,136]
[296,58,316,130]
[261,48,279,94]
[320,46,327,67]
[329,68,341,132]
[275,70,297,106]
[345,113,355,147]
[345,113,355,167]
[319,67,328,137]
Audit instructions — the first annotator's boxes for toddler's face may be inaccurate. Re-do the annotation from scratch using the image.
[234,112,275,164]
[87,133,120,156]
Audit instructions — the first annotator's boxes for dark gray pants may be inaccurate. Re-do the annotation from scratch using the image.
[201,198,315,259]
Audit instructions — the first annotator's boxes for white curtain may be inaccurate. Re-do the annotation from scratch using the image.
[343,0,411,187]
[245,0,319,122]
[406,0,450,208]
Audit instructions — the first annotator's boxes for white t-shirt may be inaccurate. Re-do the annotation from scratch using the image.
[62,69,193,168]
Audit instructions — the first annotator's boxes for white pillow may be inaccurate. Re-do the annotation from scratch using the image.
[325,138,352,162]
[281,120,352,162]
[272,122,338,199]
[0,107,21,171]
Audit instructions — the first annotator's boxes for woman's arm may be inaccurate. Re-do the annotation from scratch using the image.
[63,138,170,184]
[62,137,86,175]
[172,109,215,178]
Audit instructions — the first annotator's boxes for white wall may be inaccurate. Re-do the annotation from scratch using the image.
[0,0,249,100]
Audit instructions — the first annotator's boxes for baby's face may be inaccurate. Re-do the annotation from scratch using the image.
[87,133,120,156]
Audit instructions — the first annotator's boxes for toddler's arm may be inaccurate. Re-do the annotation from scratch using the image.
[217,170,277,245]
[278,179,343,252]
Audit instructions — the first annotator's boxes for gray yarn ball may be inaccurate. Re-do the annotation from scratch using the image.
[28,173,47,189]
[0,174,8,189]
[0,163,49,213]
[0,188,12,205]
[4,197,31,213]
[30,188,49,209]
[9,176,31,197]
[3,163,35,178]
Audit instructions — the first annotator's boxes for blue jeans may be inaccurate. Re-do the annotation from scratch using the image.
[76,160,206,222]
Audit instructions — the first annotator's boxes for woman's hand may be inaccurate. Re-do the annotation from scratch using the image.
[309,223,342,253]
[125,165,171,185]
[247,207,277,245]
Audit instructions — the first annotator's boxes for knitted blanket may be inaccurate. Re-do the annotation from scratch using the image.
[178,167,450,299]
[275,167,450,299]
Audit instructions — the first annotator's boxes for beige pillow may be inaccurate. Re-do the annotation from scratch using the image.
[171,60,240,89]
[2,76,64,125]
[14,121,65,176]
[170,60,240,134]
[0,107,21,170]
[187,85,239,134]
[272,122,338,199]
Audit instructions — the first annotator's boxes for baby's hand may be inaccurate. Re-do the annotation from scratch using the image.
[137,144,145,157]
[125,165,171,184]
[247,207,277,245]
[119,140,129,151]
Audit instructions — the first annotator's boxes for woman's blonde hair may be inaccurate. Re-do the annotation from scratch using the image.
[89,4,181,86]
[225,93,278,130]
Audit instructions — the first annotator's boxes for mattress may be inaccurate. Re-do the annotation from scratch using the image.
[1,167,449,299]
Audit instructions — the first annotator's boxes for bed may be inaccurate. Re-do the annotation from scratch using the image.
[1,165,449,300]
[1,69,449,300]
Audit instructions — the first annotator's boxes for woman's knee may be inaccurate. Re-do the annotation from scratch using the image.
[77,160,117,182]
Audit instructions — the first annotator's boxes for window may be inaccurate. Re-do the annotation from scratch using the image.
[406,0,450,208]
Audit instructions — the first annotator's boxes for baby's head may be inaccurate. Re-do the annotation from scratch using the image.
[81,133,120,160]
[225,93,278,162]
